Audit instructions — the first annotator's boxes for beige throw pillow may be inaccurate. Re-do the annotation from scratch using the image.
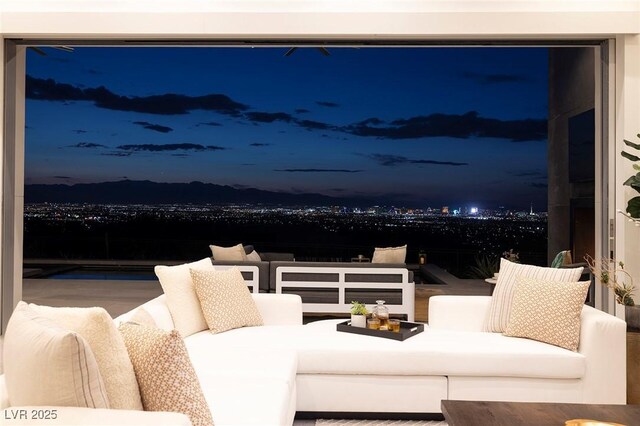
[155,258,215,337]
[119,322,214,426]
[484,258,584,332]
[29,303,143,410]
[209,243,248,261]
[190,268,263,334]
[371,245,407,263]
[4,302,110,408]
[504,276,590,351]
[246,250,262,262]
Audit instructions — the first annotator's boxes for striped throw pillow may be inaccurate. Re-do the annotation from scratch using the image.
[484,258,583,332]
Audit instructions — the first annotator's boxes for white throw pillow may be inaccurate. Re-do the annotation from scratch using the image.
[371,245,407,263]
[29,303,143,410]
[246,250,262,262]
[484,258,584,332]
[190,268,264,334]
[3,302,110,408]
[155,258,215,338]
[209,243,248,261]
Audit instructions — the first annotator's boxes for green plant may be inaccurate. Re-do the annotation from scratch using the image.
[350,301,368,316]
[585,254,635,306]
[621,133,640,218]
[468,254,500,279]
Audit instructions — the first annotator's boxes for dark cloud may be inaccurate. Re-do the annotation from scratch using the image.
[462,72,528,84]
[196,121,222,127]
[367,154,468,167]
[133,121,173,133]
[72,129,87,134]
[171,153,190,157]
[274,168,363,173]
[356,117,385,126]
[345,111,546,142]
[101,152,132,157]
[26,76,249,116]
[244,111,294,123]
[249,143,271,147]
[85,69,102,75]
[316,101,340,108]
[330,188,346,192]
[53,176,72,179]
[296,119,335,131]
[67,142,107,149]
[232,184,251,189]
[295,109,310,114]
[117,143,227,152]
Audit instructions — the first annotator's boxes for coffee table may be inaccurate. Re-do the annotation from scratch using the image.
[441,400,640,426]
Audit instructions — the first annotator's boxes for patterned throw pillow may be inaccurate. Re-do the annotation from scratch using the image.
[190,268,264,334]
[119,322,214,426]
[484,258,584,332]
[504,276,590,351]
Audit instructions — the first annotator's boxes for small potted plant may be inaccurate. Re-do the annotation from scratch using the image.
[350,301,368,328]
[585,254,638,330]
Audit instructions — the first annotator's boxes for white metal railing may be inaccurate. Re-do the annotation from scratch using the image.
[275,266,414,321]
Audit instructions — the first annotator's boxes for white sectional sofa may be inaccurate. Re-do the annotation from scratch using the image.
[0,293,626,425]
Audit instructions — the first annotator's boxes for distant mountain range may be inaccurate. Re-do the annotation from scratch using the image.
[24,180,377,207]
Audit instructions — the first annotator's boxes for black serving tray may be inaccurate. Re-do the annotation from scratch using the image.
[336,320,425,341]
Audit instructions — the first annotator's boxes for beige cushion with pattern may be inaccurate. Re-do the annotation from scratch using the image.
[154,258,215,338]
[29,303,143,410]
[504,275,590,351]
[209,243,248,261]
[246,250,262,262]
[119,322,214,426]
[190,268,263,334]
[371,244,407,263]
[484,258,584,332]
[3,302,110,408]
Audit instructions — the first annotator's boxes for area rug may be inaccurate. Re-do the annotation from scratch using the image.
[315,420,448,426]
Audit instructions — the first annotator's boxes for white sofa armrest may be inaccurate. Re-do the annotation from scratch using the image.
[0,407,191,426]
[252,293,302,325]
[428,295,491,331]
[578,304,627,404]
[114,294,175,331]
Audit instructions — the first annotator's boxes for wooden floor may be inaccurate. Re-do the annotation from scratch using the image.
[23,264,491,320]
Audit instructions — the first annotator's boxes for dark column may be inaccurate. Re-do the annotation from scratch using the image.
[547,48,595,265]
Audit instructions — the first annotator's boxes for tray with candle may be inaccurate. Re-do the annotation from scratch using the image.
[336,320,425,341]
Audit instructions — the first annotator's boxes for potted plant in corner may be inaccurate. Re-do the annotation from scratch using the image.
[350,301,368,328]
[585,254,638,330]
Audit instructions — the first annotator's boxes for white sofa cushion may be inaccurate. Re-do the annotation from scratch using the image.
[3,302,109,408]
[180,321,585,380]
[505,276,590,351]
[485,258,584,332]
[29,303,142,410]
[119,322,214,426]
[154,258,214,337]
[190,268,263,334]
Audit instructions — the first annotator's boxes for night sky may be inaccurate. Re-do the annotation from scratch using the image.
[25,47,549,210]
